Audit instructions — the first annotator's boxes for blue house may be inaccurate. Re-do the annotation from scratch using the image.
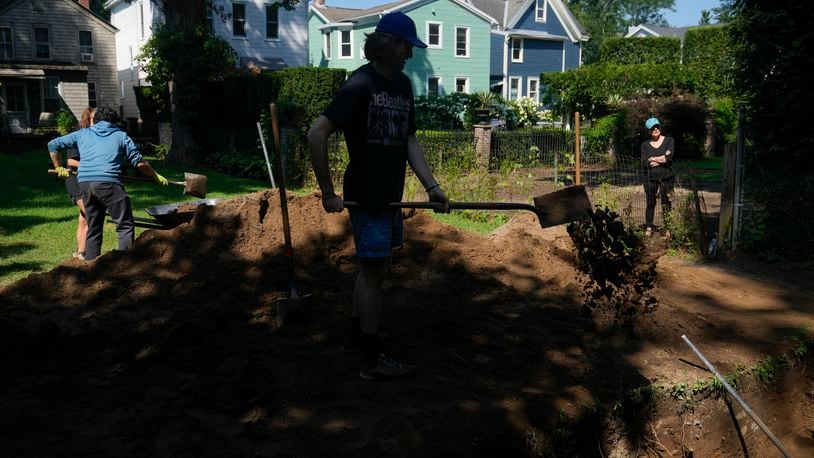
[309,0,496,97]
[470,0,588,103]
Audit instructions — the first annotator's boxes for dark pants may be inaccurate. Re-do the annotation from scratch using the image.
[79,181,135,260]
[644,177,674,228]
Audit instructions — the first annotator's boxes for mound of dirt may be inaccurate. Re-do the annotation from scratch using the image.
[1,191,812,457]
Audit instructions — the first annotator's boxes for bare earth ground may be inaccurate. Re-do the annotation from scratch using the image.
[1,191,812,457]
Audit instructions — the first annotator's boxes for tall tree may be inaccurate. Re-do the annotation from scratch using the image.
[699,10,712,25]
[566,0,674,64]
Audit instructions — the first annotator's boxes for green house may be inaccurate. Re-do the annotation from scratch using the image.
[309,0,496,96]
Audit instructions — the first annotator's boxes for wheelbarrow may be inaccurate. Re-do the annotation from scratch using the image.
[131,198,221,229]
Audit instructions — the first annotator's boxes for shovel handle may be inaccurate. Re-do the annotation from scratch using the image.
[120,175,186,187]
[49,169,184,186]
[343,201,538,212]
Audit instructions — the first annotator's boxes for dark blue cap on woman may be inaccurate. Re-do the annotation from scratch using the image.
[375,11,427,48]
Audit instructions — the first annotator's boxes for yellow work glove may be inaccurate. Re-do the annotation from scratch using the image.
[55,166,70,179]
[154,173,169,186]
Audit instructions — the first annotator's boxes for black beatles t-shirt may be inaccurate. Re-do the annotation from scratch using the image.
[322,64,416,210]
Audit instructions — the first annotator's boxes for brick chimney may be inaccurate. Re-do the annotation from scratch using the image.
[313,0,326,7]
[78,0,90,9]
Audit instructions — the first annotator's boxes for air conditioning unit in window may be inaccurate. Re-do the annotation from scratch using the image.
[81,53,94,63]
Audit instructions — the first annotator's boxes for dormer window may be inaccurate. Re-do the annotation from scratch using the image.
[536,0,547,22]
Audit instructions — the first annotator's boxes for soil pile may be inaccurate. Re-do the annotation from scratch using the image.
[1,191,812,457]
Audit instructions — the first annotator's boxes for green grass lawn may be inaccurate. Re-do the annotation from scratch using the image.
[0,149,271,287]
[675,156,724,183]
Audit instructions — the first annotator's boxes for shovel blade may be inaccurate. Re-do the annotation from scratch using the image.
[532,185,592,228]
[277,294,313,327]
[183,172,207,198]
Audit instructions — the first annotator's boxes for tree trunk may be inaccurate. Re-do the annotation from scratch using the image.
[166,80,196,163]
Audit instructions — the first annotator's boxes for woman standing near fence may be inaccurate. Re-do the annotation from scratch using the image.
[641,117,674,237]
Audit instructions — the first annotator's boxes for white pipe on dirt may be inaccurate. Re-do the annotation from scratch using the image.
[681,334,793,458]
[257,122,276,189]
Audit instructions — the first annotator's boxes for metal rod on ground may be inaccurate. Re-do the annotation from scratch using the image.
[680,334,793,458]
[257,121,276,188]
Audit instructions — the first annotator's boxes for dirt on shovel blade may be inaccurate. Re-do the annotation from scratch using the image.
[1,191,812,457]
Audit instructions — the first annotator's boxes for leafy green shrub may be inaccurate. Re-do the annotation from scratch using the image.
[55,109,78,135]
[415,93,473,130]
[599,36,681,65]
[508,97,540,128]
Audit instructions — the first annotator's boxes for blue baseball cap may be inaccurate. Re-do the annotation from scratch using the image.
[375,11,427,48]
[645,117,661,130]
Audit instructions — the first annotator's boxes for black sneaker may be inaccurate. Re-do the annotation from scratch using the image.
[359,353,416,380]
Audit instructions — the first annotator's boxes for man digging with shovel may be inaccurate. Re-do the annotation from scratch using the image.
[309,12,449,380]
[48,106,169,261]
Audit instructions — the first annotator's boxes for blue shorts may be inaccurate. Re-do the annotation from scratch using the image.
[349,208,403,258]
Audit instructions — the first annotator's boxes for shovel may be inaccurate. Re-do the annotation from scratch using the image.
[120,172,207,198]
[345,185,593,229]
[49,169,207,198]
[269,102,312,326]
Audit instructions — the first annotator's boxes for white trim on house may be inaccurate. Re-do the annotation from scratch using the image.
[510,37,523,62]
[454,76,469,93]
[508,76,521,100]
[426,75,442,97]
[338,28,353,59]
[426,21,442,49]
[527,77,539,102]
[535,0,547,23]
[454,25,469,58]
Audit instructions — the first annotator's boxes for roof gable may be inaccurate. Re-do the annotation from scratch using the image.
[311,0,495,26]
[1,0,117,32]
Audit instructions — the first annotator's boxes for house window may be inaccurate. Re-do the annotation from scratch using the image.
[138,1,146,39]
[265,5,279,39]
[6,84,25,111]
[79,30,93,62]
[455,77,469,93]
[455,26,469,57]
[339,30,352,58]
[34,27,50,59]
[233,3,246,37]
[0,27,12,60]
[205,7,214,32]
[511,38,523,62]
[536,0,547,22]
[528,78,539,103]
[323,32,332,59]
[426,22,441,48]
[509,77,521,100]
[427,76,441,97]
[87,82,97,108]
[43,76,60,112]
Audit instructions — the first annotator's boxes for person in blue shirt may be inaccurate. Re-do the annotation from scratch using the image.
[48,106,168,261]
